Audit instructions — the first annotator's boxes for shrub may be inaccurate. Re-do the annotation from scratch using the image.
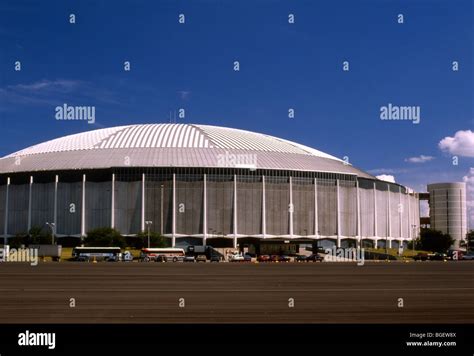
[135,231,168,249]
[84,227,125,248]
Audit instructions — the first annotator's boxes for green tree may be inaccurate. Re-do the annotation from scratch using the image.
[407,239,417,250]
[466,230,474,252]
[8,234,26,249]
[418,228,454,253]
[134,231,168,249]
[28,226,52,245]
[84,227,125,248]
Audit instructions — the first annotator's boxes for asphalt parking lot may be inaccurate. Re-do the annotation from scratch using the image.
[0,262,472,323]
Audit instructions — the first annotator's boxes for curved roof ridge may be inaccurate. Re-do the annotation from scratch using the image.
[1,124,367,176]
[271,136,344,163]
[6,125,130,157]
[6,123,343,161]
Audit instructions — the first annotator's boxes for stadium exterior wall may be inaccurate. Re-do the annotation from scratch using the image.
[0,167,420,248]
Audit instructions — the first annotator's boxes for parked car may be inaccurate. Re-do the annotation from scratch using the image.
[306,254,324,262]
[243,253,253,262]
[461,252,474,260]
[295,254,308,262]
[195,255,207,263]
[428,252,447,261]
[183,255,195,263]
[413,252,429,261]
[228,252,245,262]
[210,254,221,263]
[279,255,291,262]
[257,255,270,262]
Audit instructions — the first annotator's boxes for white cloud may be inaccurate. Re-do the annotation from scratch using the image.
[368,168,396,174]
[9,79,82,92]
[404,155,434,163]
[463,168,474,229]
[177,90,191,100]
[439,130,474,157]
[376,174,396,183]
[367,168,409,175]
[0,79,119,107]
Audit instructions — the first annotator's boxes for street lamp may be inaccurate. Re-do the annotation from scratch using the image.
[46,222,55,245]
[411,224,417,252]
[145,221,153,248]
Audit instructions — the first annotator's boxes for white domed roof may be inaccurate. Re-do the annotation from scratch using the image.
[0,123,373,178]
[6,124,341,160]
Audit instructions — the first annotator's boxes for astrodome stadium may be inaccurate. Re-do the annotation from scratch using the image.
[0,123,419,249]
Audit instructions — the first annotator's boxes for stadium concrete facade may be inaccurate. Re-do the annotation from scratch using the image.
[0,124,420,249]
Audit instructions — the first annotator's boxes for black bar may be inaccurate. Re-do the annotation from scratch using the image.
[0,324,472,354]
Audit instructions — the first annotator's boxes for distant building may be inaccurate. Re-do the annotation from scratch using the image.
[427,182,467,248]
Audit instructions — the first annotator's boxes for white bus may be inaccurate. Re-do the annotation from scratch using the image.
[140,248,185,262]
[72,247,122,262]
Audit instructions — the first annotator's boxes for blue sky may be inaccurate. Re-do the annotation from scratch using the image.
[0,0,473,224]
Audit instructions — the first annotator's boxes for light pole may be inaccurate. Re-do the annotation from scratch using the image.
[411,224,417,252]
[145,221,152,248]
[160,185,164,236]
[46,222,55,245]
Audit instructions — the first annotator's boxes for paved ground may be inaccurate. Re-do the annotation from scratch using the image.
[0,261,472,323]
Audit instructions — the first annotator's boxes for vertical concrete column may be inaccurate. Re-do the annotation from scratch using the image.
[111,173,115,229]
[53,175,58,235]
[203,174,207,246]
[172,173,176,247]
[3,177,10,245]
[408,192,411,240]
[27,176,33,232]
[399,186,403,239]
[387,183,391,239]
[141,173,145,232]
[314,178,319,238]
[262,175,266,238]
[356,180,361,248]
[233,174,238,249]
[289,176,294,237]
[81,174,86,239]
[412,193,420,243]
[373,181,378,238]
[336,179,341,248]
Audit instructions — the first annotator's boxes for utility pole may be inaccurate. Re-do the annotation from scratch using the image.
[412,224,417,252]
[145,221,153,248]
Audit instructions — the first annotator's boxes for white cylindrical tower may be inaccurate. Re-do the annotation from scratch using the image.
[427,182,467,248]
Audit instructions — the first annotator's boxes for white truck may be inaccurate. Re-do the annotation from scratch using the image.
[30,245,62,262]
[228,251,244,262]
